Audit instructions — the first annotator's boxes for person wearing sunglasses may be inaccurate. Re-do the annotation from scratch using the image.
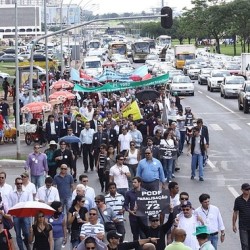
[76,235,107,250]
[172,192,190,219]
[172,201,204,250]
[29,211,53,250]
[9,177,33,250]
[80,208,105,242]
[25,143,49,190]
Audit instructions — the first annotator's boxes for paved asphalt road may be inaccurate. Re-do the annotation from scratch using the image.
[0,79,248,249]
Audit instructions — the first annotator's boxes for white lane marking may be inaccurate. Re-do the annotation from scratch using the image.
[198,90,203,94]
[227,186,240,198]
[206,95,235,113]
[209,124,223,131]
[207,159,216,168]
[228,123,241,130]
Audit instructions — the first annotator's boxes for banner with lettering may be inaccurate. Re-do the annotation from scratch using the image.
[73,73,169,93]
[136,190,170,216]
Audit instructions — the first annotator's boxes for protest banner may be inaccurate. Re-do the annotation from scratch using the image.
[136,190,170,216]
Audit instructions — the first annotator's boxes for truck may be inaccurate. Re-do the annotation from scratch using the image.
[240,53,250,79]
[238,81,250,113]
[174,44,196,69]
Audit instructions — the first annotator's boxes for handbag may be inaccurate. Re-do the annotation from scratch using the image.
[97,207,116,232]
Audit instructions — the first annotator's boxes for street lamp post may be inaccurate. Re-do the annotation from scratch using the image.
[15,1,20,159]
[44,0,49,101]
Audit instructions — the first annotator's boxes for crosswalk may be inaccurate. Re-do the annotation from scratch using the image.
[205,122,250,131]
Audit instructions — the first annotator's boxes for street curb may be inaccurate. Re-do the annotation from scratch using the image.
[0,159,25,168]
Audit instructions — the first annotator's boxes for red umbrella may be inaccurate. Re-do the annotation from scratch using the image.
[130,75,142,81]
[8,201,55,217]
[50,79,74,90]
[21,102,52,114]
[49,90,75,101]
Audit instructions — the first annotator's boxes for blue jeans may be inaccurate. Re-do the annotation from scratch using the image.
[31,175,44,190]
[209,234,219,250]
[13,217,31,250]
[191,153,204,178]
[239,229,250,250]
[54,237,64,250]
[162,158,174,182]
[179,130,186,152]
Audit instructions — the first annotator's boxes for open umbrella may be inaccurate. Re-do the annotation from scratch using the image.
[50,79,74,90]
[21,102,52,114]
[135,89,160,101]
[59,135,81,143]
[49,91,75,102]
[8,201,55,217]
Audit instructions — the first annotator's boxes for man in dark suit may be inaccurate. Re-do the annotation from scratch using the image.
[70,114,84,138]
[58,112,70,137]
[141,136,160,159]
[89,112,101,132]
[104,121,118,147]
[45,114,60,142]
[92,124,109,165]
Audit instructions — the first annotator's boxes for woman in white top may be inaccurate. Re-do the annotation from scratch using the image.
[160,131,178,183]
[124,141,140,188]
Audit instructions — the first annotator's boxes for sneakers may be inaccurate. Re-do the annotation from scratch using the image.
[199,177,204,181]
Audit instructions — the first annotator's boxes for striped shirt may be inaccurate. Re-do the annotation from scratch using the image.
[80,222,105,238]
[105,192,124,221]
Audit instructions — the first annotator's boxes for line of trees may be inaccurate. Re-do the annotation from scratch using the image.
[124,0,250,55]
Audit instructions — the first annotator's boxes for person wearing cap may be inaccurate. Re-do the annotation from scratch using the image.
[172,201,204,250]
[232,183,250,250]
[195,193,225,250]
[165,228,192,250]
[35,176,60,205]
[20,172,36,200]
[106,230,158,250]
[194,225,215,250]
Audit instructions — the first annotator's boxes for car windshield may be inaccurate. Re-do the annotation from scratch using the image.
[173,76,191,83]
[85,61,101,68]
[212,71,230,77]
[226,78,245,84]
[201,69,212,74]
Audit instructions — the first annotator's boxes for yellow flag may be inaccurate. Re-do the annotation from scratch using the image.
[122,101,142,121]
[73,111,89,123]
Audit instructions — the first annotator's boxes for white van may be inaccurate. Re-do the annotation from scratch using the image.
[81,56,103,77]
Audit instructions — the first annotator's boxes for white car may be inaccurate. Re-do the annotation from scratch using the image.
[0,71,10,79]
[187,64,202,80]
[169,75,194,96]
[220,76,245,98]
[207,70,231,92]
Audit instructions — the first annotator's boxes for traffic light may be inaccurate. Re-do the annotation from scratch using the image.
[161,7,173,29]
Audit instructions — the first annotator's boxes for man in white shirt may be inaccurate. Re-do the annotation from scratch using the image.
[109,154,131,198]
[79,101,88,115]
[79,174,96,205]
[195,193,225,250]
[118,126,133,155]
[20,172,36,200]
[80,122,95,172]
[36,176,60,205]
[9,177,33,250]
[0,171,13,208]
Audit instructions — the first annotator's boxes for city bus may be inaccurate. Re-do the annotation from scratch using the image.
[107,41,127,61]
[131,40,150,63]
[155,35,172,49]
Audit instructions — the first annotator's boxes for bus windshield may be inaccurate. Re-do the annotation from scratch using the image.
[134,42,150,53]
[111,44,127,55]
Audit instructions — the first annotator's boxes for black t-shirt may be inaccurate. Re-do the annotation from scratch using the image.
[69,206,88,230]
[0,103,9,116]
[0,230,12,250]
[108,241,140,250]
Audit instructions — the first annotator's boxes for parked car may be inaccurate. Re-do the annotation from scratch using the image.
[220,75,245,98]
[0,54,24,62]
[169,75,194,96]
[32,54,53,61]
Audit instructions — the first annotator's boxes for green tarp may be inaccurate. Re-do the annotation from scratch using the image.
[73,73,169,92]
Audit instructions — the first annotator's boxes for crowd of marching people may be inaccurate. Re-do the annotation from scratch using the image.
[0,86,249,250]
